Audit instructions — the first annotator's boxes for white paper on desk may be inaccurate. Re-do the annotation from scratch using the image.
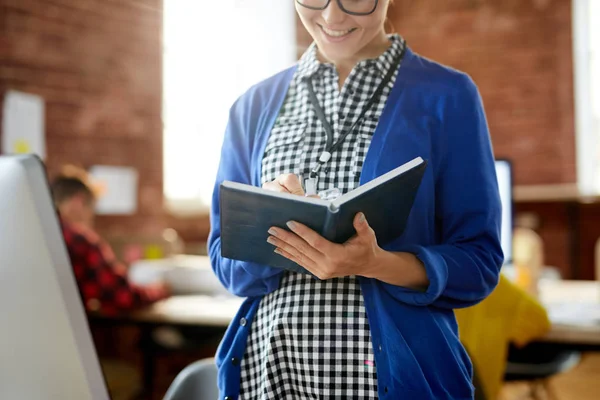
[89,165,138,215]
[1,90,46,159]
[547,303,600,327]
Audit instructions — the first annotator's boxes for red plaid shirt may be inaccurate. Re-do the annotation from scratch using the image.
[61,219,169,315]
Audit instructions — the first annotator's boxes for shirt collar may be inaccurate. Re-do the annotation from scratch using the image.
[295,42,322,82]
[295,34,406,83]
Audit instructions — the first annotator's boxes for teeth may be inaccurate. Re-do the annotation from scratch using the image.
[321,26,353,37]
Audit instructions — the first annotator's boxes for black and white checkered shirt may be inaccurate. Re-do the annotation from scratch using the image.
[240,34,406,399]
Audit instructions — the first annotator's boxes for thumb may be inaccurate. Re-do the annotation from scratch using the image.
[353,212,373,237]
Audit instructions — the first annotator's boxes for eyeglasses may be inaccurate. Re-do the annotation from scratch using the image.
[296,0,379,16]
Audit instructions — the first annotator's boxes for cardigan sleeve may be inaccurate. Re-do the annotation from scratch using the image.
[208,97,283,298]
[381,74,504,309]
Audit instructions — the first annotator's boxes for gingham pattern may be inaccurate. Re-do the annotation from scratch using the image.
[240,35,405,399]
[261,35,406,194]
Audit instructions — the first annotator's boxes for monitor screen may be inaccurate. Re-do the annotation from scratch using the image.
[495,160,513,264]
[0,155,110,400]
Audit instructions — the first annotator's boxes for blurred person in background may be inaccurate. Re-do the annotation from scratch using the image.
[209,0,503,398]
[51,172,170,315]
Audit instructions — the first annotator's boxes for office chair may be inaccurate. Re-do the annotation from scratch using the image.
[504,342,581,400]
[163,358,218,400]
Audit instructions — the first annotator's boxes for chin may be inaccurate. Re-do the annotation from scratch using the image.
[317,39,352,56]
[320,47,357,64]
[315,35,367,62]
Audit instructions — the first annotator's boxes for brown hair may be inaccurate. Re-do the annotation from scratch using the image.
[50,176,95,207]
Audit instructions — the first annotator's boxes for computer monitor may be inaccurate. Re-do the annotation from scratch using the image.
[495,159,513,265]
[0,155,110,400]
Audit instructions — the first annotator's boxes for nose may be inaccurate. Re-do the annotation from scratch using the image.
[321,0,346,25]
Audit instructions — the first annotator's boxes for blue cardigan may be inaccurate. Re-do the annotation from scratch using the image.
[208,47,503,400]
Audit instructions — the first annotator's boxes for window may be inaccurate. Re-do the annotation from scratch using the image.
[163,1,296,214]
[573,0,600,194]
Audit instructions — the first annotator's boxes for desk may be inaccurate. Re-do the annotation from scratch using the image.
[90,281,600,397]
[537,280,600,346]
[128,281,600,344]
[98,280,600,344]
[128,295,243,327]
[89,296,242,399]
[128,255,229,296]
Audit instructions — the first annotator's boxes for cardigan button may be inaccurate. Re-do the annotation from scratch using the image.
[378,344,382,352]
[240,317,247,327]
[231,357,240,366]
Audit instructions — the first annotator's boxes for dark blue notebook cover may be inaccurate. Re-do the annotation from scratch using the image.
[220,157,427,274]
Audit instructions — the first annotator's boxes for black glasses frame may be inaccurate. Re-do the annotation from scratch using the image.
[296,0,379,16]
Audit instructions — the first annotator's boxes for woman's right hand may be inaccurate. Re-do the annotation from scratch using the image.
[262,174,305,196]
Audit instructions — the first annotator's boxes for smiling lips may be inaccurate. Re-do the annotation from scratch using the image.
[319,24,357,39]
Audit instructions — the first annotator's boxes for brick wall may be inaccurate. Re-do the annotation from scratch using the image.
[298,0,576,186]
[516,201,600,280]
[0,0,210,243]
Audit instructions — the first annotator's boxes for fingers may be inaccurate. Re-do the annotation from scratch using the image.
[267,225,323,264]
[268,219,379,281]
[277,174,304,196]
[286,221,335,254]
[353,212,376,239]
[262,180,290,193]
[262,174,305,196]
[273,241,318,271]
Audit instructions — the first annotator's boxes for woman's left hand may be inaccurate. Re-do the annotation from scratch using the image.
[267,212,381,280]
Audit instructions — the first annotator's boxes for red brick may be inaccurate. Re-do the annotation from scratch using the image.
[0,0,167,241]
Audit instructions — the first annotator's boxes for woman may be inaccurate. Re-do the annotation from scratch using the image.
[209,0,503,398]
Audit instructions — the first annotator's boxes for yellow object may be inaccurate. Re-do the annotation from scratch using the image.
[455,275,551,400]
[13,139,31,154]
[144,244,163,260]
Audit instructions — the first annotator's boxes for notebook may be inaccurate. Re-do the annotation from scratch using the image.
[220,157,427,274]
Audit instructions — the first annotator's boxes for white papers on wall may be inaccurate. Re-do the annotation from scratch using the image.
[88,165,138,215]
[1,90,46,159]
